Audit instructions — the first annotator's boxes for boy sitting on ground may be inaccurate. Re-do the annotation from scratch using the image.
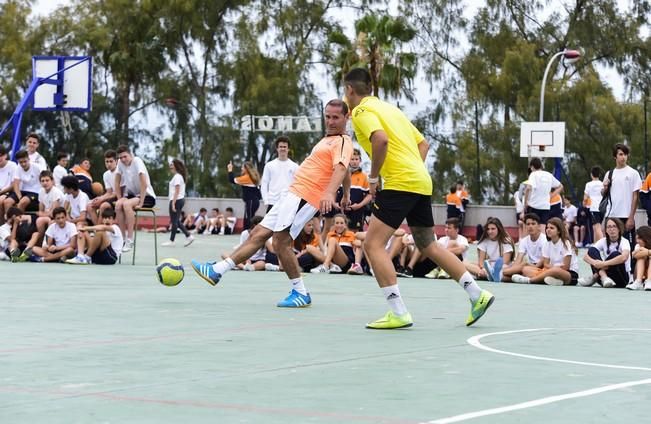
[5,206,38,262]
[66,207,123,265]
[30,206,77,262]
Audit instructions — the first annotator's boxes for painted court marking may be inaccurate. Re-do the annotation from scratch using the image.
[422,328,651,424]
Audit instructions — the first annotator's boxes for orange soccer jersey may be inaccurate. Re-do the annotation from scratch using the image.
[289,134,353,208]
[326,229,356,247]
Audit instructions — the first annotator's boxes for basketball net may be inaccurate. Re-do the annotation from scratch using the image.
[60,111,72,138]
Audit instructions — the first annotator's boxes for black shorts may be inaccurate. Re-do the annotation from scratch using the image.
[9,191,39,211]
[340,245,355,272]
[550,203,563,219]
[526,207,550,224]
[345,210,366,231]
[126,194,156,208]
[413,258,437,277]
[15,215,37,246]
[372,190,434,229]
[590,211,603,224]
[91,245,118,265]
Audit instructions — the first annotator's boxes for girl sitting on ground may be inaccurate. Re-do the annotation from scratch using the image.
[511,217,579,286]
[625,226,651,291]
[464,216,514,281]
[579,217,630,288]
[293,221,325,272]
[310,214,355,274]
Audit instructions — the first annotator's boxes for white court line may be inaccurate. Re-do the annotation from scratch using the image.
[420,328,651,424]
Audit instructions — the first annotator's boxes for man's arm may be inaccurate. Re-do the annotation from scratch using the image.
[260,164,270,205]
[320,163,348,213]
[628,191,639,230]
[417,139,429,162]
[12,178,21,200]
[340,170,351,209]
[551,183,564,198]
[369,130,388,179]
[114,173,123,199]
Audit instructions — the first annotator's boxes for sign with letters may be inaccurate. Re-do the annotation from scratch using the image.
[240,115,322,133]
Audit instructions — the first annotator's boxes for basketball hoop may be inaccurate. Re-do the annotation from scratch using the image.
[539,145,545,152]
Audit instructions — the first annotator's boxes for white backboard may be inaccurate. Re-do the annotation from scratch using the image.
[519,121,565,158]
[32,56,92,111]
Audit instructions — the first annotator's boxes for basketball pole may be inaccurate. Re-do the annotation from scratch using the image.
[0,57,91,160]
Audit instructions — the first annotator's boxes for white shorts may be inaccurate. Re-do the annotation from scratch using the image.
[260,191,318,240]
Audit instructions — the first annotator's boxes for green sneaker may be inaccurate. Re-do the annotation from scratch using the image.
[366,311,413,329]
[15,251,30,262]
[466,290,495,326]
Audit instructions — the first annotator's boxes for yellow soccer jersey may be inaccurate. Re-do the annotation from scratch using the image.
[351,96,432,195]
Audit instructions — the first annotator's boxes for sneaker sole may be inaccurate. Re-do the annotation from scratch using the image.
[191,262,218,286]
[466,295,495,327]
[365,322,413,330]
[277,303,311,308]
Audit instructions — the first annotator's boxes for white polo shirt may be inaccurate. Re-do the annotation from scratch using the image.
[526,170,561,210]
[116,156,156,198]
[14,163,42,193]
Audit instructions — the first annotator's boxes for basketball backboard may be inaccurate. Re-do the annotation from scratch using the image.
[32,56,92,111]
[519,121,565,158]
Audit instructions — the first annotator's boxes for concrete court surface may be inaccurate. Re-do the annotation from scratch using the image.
[1,232,650,423]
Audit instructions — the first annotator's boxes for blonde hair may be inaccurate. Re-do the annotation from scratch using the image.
[242,161,260,185]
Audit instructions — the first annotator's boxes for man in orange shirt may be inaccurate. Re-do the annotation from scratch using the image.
[192,99,353,308]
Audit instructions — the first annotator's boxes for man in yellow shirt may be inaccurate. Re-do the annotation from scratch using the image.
[343,68,494,329]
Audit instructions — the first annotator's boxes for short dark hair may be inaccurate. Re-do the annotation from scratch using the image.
[101,207,116,219]
[61,175,79,190]
[52,206,67,217]
[275,136,290,149]
[26,133,40,142]
[212,208,220,213]
[0,145,7,156]
[529,157,543,170]
[199,207,207,213]
[325,98,349,115]
[226,207,234,212]
[6,206,24,220]
[343,68,372,96]
[39,170,53,180]
[590,166,602,179]
[450,185,457,194]
[352,148,361,157]
[57,152,68,161]
[523,213,541,223]
[15,149,28,160]
[613,143,629,157]
[445,217,460,229]
[116,144,130,155]
[104,149,117,160]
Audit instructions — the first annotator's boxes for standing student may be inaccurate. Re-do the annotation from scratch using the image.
[464,217,515,282]
[191,98,353,308]
[4,149,41,213]
[584,166,604,241]
[579,217,630,288]
[511,217,579,286]
[456,180,469,234]
[114,145,156,251]
[343,148,372,232]
[627,226,651,291]
[343,67,493,329]
[67,207,123,265]
[602,143,641,252]
[310,214,355,274]
[52,152,69,190]
[25,133,47,171]
[0,145,18,224]
[228,161,262,230]
[260,136,299,212]
[162,159,193,247]
[445,185,462,220]
[522,157,563,229]
[88,150,119,224]
[503,213,546,282]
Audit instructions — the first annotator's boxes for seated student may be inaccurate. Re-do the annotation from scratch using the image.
[0,218,11,260]
[578,217,630,288]
[61,175,90,226]
[207,208,223,234]
[293,220,325,272]
[627,226,651,291]
[511,217,579,286]
[0,145,19,225]
[185,208,208,234]
[222,207,237,234]
[5,206,39,262]
[229,215,269,271]
[87,150,119,224]
[30,206,77,262]
[71,158,95,199]
[310,214,356,274]
[52,152,70,190]
[4,149,41,213]
[36,170,66,246]
[66,207,123,265]
[503,213,546,282]
[347,228,406,275]
[423,217,469,279]
[464,217,514,281]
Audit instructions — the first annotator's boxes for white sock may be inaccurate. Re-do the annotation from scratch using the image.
[382,285,408,316]
[212,258,235,275]
[459,271,482,302]
[290,277,307,295]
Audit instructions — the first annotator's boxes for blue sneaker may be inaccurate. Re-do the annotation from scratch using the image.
[491,258,504,282]
[191,260,221,286]
[277,289,312,308]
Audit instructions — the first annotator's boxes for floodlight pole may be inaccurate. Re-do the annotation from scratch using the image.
[539,49,581,179]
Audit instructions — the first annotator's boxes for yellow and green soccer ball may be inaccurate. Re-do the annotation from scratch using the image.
[156,258,184,286]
